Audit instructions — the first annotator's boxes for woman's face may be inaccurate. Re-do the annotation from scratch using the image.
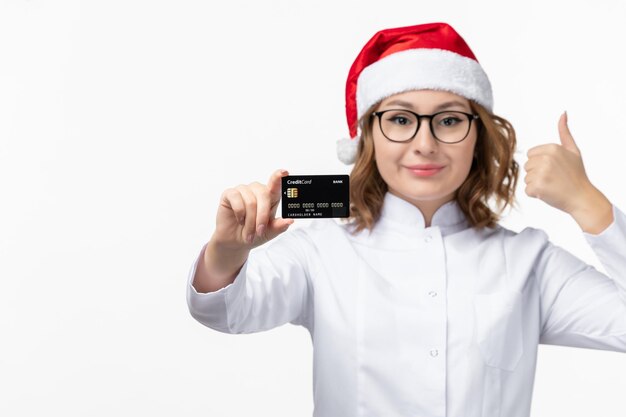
[372,89,477,211]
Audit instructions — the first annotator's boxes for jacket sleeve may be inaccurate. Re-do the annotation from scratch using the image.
[185,227,315,335]
[536,204,626,352]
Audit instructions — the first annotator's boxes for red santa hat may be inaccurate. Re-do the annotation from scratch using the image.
[337,22,494,165]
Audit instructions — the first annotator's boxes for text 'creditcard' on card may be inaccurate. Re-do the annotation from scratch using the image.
[281,175,350,218]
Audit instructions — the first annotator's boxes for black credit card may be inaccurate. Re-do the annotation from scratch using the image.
[281,175,350,218]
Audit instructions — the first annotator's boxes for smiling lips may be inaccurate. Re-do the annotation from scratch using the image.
[405,164,445,177]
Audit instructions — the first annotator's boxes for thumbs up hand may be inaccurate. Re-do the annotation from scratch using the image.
[524,112,590,212]
[524,112,613,233]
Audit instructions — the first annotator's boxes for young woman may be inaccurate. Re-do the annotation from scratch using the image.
[186,22,625,417]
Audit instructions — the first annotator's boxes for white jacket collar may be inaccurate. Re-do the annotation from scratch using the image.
[376,192,469,237]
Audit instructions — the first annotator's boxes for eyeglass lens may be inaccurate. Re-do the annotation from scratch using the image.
[379,110,472,143]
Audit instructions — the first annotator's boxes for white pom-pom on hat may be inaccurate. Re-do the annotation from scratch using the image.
[337,135,359,165]
[337,22,494,164]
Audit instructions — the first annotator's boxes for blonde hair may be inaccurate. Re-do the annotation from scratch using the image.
[342,99,519,234]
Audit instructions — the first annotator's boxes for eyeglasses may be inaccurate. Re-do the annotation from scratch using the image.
[371,109,479,144]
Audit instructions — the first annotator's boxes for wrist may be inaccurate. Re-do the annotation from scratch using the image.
[205,238,250,274]
[192,239,250,294]
[569,184,613,234]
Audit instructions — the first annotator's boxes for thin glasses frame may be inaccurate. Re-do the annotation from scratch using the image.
[371,109,479,144]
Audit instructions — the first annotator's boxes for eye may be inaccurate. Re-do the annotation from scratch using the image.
[390,116,410,125]
[439,116,462,127]
[384,111,414,126]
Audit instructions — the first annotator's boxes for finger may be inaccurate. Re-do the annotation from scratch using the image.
[267,217,295,237]
[558,111,580,154]
[525,184,538,198]
[523,166,542,180]
[268,169,289,204]
[250,183,271,237]
[526,144,549,158]
[523,168,539,185]
[223,188,246,226]
[523,155,547,173]
[524,179,543,199]
[523,157,535,172]
[237,186,258,244]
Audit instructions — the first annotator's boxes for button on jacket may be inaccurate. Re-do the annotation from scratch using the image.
[186,192,626,417]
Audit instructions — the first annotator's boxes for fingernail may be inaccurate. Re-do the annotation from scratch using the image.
[280,169,288,175]
[247,233,254,243]
[257,224,265,236]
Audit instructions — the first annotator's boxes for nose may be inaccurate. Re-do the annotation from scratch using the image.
[410,117,438,155]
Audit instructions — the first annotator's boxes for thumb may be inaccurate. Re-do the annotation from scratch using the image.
[265,217,295,240]
[558,111,580,154]
[268,168,289,205]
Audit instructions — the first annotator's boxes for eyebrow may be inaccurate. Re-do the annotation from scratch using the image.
[382,99,469,112]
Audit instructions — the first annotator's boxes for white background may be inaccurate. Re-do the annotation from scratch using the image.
[1,0,625,416]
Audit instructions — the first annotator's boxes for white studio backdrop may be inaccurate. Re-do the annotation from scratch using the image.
[1,0,625,416]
